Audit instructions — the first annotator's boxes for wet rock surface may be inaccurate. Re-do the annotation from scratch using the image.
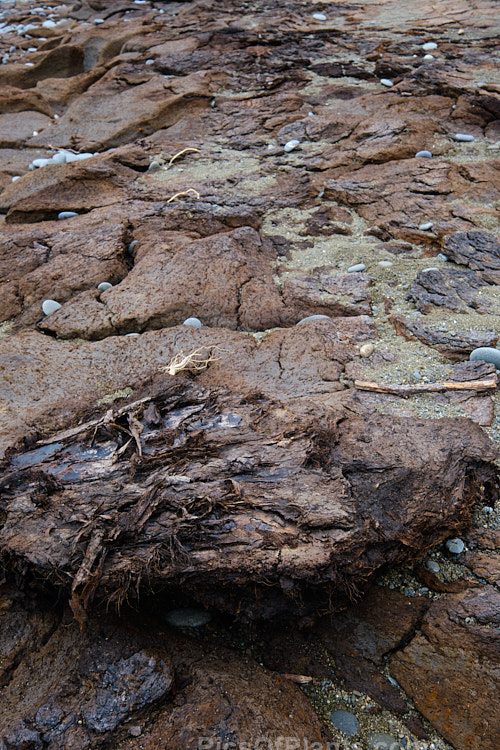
[0,0,499,748]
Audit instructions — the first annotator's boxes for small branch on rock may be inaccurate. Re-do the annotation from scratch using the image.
[167,147,201,168]
[166,188,200,203]
[354,378,498,397]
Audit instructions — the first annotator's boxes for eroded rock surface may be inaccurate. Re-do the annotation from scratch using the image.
[0,0,499,747]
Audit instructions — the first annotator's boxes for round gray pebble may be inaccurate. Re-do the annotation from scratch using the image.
[368,732,401,750]
[50,152,67,164]
[426,560,440,573]
[284,139,300,152]
[380,78,394,87]
[330,710,359,737]
[183,317,202,328]
[455,133,475,142]
[423,54,435,60]
[469,347,500,369]
[165,608,211,628]
[446,538,465,554]
[128,240,138,253]
[57,211,78,220]
[422,41,437,50]
[42,299,61,315]
[415,150,432,158]
[296,314,330,325]
[347,263,366,273]
[436,253,448,261]
[419,222,433,231]
[97,282,113,291]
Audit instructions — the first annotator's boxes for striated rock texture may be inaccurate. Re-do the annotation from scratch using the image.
[0,0,499,747]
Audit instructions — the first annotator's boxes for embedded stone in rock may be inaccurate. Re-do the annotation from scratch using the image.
[347,263,366,273]
[380,79,394,87]
[330,710,359,736]
[183,317,202,328]
[470,347,500,369]
[296,314,330,325]
[415,150,432,158]
[57,211,78,220]
[455,133,475,141]
[284,139,300,152]
[445,538,465,554]
[42,299,61,315]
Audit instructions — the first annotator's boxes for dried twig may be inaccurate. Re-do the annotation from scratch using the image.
[36,397,152,446]
[354,378,497,397]
[167,147,201,168]
[166,188,200,203]
[161,345,225,376]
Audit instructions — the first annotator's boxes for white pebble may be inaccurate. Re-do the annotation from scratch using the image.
[125,333,140,337]
[97,282,113,291]
[359,343,374,358]
[284,139,300,153]
[145,58,154,65]
[419,222,433,231]
[50,152,67,164]
[347,263,366,273]
[27,47,37,52]
[377,260,393,268]
[30,158,50,169]
[415,150,432,158]
[53,113,59,120]
[422,267,439,273]
[380,78,394,87]
[42,19,56,28]
[422,42,437,51]
[93,18,105,24]
[128,240,138,253]
[454,133,475,142]
[183,317,202,328]
[42,299,61,315]
[423,54,434,60]
[25,62,35,67]
[436,253,448,261]
[312,13,327,21]
[57,211,78,220]
[11,175,21,182]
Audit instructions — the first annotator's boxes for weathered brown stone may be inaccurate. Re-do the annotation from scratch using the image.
[391,314,498,358]
[406,268,495,314]
[442,230,500,284]
[391,588,500,750]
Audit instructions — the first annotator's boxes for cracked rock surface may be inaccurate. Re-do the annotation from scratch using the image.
[0,0,499,748]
